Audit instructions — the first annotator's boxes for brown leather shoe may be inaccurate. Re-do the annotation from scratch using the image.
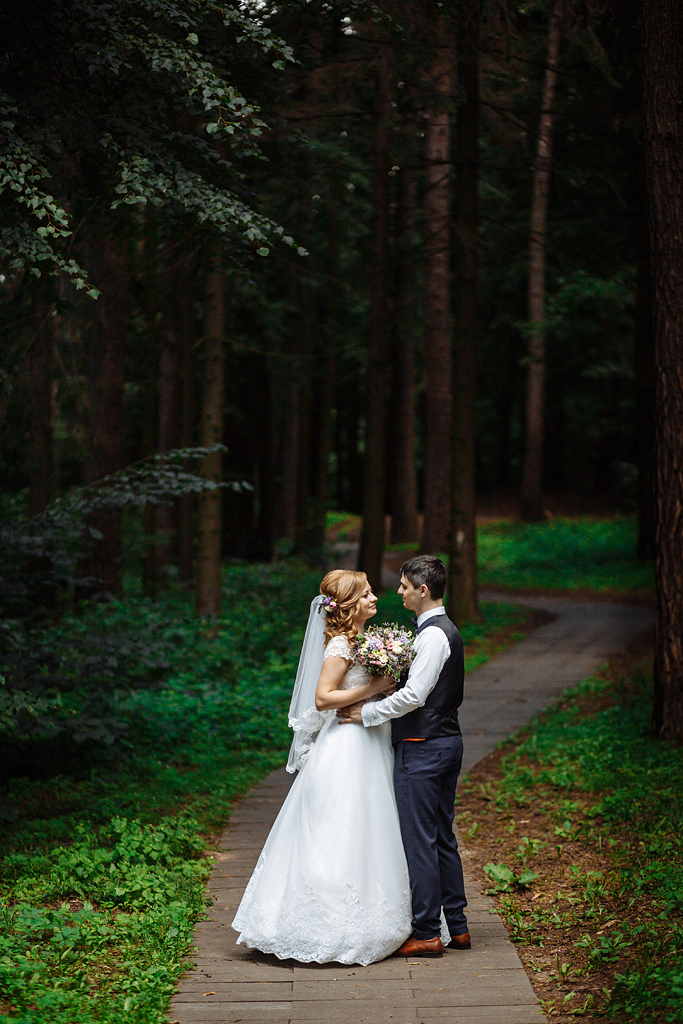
[447,932,472,950]
[395,935,444,958]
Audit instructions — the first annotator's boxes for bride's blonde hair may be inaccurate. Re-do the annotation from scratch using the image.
[320,569,368,645]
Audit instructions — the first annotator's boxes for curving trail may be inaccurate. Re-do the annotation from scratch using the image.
[169,593,653,1024]
[461,591,653,774]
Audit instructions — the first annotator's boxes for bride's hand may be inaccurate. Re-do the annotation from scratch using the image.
[381,678,397,696]
[368,673,393,695]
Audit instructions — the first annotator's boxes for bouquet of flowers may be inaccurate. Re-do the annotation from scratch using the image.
[353,623,415,680]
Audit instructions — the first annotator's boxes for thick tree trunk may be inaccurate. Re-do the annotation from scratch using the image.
[358,48,391,590]
[196,259,225,618]
[643,0,683,743]
[390,167,419,544]
[519,0,563,522]
[84,225,128,594]
[449,5,481,624]
[25,285,55,518]
[422,31,454,554]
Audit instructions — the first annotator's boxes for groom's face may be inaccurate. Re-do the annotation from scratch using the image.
[398,575,422,612]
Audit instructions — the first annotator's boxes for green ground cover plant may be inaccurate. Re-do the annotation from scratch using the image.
[476,516,653,594]
[0,560,528,1023]
[327,512,654,595]
[458,650,683,1023]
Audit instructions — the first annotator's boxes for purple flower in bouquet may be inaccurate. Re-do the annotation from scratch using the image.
[353,623,415,680]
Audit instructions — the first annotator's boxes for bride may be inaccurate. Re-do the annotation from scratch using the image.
[231,569,413,965]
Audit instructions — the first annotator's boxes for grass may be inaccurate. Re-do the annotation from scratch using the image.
[457,641,683,1023]
[476,516,653,594]
[1,560,321,1024]
[2,512,654,1022]
[327,512,654,595]
[0,559,532,1024]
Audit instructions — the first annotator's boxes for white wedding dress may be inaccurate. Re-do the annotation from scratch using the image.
[231,635,413,965]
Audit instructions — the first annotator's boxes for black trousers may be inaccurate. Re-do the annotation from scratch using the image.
[393,735,468,940]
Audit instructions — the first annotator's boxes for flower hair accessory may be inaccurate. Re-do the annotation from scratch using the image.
[320,596,337,613]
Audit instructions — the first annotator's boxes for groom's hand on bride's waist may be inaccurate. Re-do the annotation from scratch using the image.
[337,701,365,724]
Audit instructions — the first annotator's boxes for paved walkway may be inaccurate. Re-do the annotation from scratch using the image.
[169,594,653,1024]
[462,592,653,773]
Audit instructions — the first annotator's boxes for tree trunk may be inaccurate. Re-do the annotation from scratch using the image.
[25,285,55,517]
[84,224,128,594]
[196,259,225,618]
[634,239,656,561]
[248,356,277,561]
[156,242,183,573]
[642,0,683,743]
[358,48,391,590]
[140,224,159,598]
[390,167,419,544]
[519,0,563,522]
[422,30,454,554]
[178,268,197,584]
[336,384,362,516]
[278,395,300,541]
[495,333,518,489]
[308,212,339,551]
[449,3,481,624]
[294,281,314,554]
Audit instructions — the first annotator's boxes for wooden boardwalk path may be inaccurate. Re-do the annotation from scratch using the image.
[169,595,653,1024]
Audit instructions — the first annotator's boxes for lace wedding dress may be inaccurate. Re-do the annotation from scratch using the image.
[231,635,413,965]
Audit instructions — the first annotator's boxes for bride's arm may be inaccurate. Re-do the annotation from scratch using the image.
[315,656,391,711]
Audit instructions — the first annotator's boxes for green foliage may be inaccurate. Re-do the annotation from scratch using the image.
[44,445,247,519]
[477,516,653,593]
[0,0,298,285]
[5,816,207,909]
[0,445,259,743]
[483,861,539,893]
[0,817,211,1024]
[0,559,319,752]
[0,560,320,1023]
[486,671,683,1021]
[0,447,245,620]
[0,559,536,1022]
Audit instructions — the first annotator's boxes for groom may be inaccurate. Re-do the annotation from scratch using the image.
[338,554,470,959]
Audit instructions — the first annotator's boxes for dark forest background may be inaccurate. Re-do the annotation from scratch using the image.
[2,0,682,747]
[0,2,653,566]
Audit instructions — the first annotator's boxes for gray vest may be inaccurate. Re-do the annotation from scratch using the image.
[391,614,464,743]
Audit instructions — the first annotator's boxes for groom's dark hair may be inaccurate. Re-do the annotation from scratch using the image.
[400,555,447,600]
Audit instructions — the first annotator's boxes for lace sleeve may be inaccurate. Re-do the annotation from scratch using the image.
[323,635,353,662]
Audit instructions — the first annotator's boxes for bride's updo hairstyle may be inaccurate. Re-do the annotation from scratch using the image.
[320,569,368,646]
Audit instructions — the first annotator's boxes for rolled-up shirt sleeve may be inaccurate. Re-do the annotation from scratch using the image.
[361,626,450,727]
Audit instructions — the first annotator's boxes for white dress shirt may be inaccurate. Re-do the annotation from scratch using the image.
[361,607,451,728]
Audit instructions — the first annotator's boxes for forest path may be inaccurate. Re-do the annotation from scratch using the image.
[461,591,653,773]
[169,594,653,1024]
